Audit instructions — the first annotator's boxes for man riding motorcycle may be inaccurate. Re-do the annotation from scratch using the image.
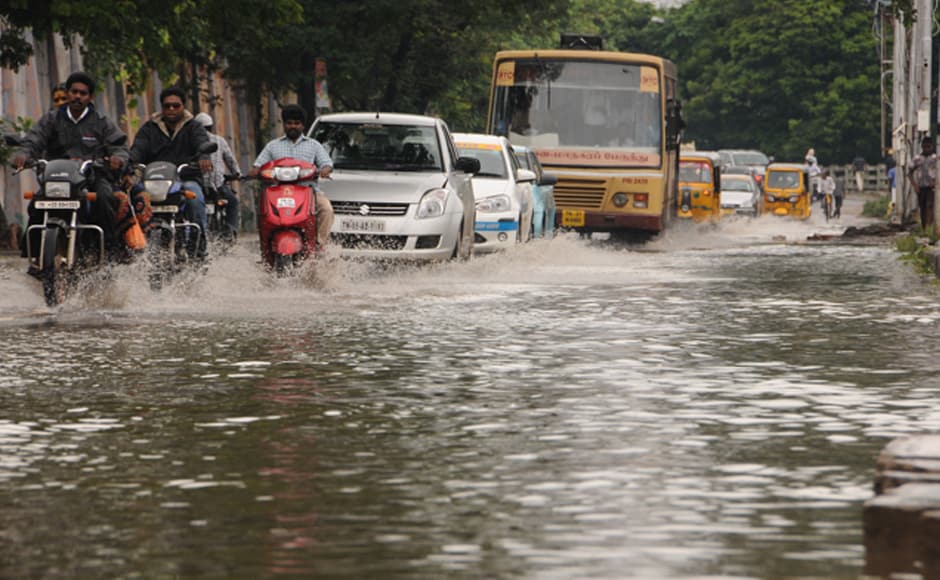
[13,71,129,261]
[194,112,241,238]
[130,87,213,257]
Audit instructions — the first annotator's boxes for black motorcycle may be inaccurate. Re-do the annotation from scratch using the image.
[137,143,217,290]
[19,158,107,306]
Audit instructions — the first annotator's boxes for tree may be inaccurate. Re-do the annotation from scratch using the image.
[659,0,881,164]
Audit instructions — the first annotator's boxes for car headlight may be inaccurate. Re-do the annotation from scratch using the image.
[44,181,70,199]
[476,194,511,213]
[417,188,447,219]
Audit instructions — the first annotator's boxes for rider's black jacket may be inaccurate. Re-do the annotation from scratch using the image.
[130,110,210,168]
[18,104,129,165]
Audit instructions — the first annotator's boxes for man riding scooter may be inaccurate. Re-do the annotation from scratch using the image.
[249,104,333,251]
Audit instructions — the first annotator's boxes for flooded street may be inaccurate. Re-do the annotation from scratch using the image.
[2,210,940,579]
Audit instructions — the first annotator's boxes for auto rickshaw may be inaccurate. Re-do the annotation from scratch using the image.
[678,152,721,223]
[761,162,811,219]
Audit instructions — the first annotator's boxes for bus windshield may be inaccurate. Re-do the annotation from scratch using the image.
[491,59,662,168]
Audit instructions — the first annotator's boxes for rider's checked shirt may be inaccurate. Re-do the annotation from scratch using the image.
[253,134,332,169]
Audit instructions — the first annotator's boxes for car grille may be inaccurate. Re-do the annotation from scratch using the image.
[332,201,409,216]
[332,233,407,250]
[553,177,607,209]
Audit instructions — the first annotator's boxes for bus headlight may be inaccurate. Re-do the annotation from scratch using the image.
[613,192,629,207]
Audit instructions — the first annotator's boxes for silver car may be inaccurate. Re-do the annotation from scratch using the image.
[309,113,479,261]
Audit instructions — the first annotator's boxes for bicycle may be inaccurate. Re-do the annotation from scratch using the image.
[821,191,833,222]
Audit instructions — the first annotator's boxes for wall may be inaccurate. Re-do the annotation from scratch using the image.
[0,32,270,229]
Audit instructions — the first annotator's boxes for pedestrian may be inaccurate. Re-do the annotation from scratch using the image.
[833,174,844,218]
[908,137,936,231]
[852,154,866,193]
[821,169,837,217]
[805,148,822,200]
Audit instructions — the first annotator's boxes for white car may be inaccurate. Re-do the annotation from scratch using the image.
[720,172,762,216]
[309,113,478,261]
[453,133,535,253]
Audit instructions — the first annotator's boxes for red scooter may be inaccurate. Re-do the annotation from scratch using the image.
[256,157,319,275]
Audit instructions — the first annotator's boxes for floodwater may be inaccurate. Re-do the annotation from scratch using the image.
[1,209,939,579]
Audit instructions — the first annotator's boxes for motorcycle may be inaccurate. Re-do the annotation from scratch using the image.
[255,157,319,276]
[18,158,110,306]
[205,176,240,248]
[137,143,217,290]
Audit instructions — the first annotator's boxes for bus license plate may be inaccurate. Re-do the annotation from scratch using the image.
[35,200,81,210]
[561,209,585,227]
[340,219,385,233]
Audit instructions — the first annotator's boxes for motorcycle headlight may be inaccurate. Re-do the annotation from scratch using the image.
[476,194,511,213]
[145,179,173,201]
[417,189,447,219]
[273,166,301,182]
[45,181,70,199]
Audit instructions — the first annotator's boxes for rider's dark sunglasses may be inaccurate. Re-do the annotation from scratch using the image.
[162,102,183,110]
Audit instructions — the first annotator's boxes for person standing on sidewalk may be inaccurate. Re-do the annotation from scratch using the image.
[908,137,936,230]
[852,154,866,193]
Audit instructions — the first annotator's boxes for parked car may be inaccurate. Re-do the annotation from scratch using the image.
[719,171,761,216]
[308,112,479,261]
[511,145,557,239]
[453,133,535,253]
[718,149,771,191]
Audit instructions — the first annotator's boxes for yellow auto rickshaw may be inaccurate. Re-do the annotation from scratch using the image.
[761,162,811,219]
[678,152,721,223]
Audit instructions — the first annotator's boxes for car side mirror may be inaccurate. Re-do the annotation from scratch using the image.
[539,172,558,187]
[455,156,480,174]
[517,168,536,183]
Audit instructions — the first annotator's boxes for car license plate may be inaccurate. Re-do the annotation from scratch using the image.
[340,218,385,233]
[561,209,585,227]
[152,205,179,213]
[35,200,81,210]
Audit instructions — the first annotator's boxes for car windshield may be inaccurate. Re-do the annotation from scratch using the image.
[311,121,443,171]
[767,171,801,189]
[679,160,712,182]
[455,143,508,178]
[721,177,754,192]
[731,152,769,166]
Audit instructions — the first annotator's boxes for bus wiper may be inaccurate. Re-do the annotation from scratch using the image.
[534,52,551,109]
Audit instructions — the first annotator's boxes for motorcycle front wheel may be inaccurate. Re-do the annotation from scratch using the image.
[40,228,69,306]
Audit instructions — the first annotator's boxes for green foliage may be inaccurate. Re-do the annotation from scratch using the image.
[659,0,881,164]
[895,234,934,274]
[862,194,890,218]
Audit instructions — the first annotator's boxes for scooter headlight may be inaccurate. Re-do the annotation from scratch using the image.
[45,181,70,199]
[273,166,301,182]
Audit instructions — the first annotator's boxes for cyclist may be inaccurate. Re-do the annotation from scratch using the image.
[820,170,836,220]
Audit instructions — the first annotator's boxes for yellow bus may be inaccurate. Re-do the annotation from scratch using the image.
[486,43,683,238]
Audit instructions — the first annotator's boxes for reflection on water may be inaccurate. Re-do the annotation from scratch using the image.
[1,216,940,578]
